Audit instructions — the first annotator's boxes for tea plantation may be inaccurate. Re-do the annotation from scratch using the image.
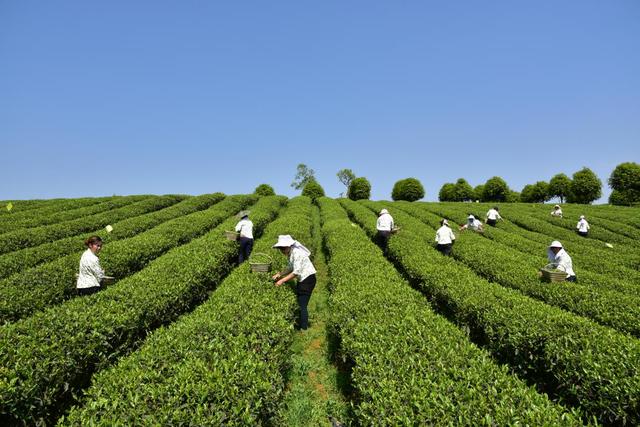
[0,194,638,426]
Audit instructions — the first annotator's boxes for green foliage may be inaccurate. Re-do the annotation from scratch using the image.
[0,195,214,280]
[301,181,325,201]
[0,196,156,255]
[548,173,572,203]
[567,167,602,204]
[482,176,510,202]
[473,184,484,201]
[0,196,286,425]
[391,178,425,201]
[364,200,640,425]
[336,168,356,188]
[291,164,316,190]
[0,196,116,234]
[327,198,581,425]
[61,197,313,425]
[608,162,640,205]
[347,177,371,200]
[438,183,457,201]
[520,181,550,203]
[0,195,250,323]
[609,162,640,192]
[254,183,276,196]
[439,179,474,202]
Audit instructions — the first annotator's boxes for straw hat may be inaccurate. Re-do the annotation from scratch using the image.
[273,234,295,248]
[549,240,563,248]
[236,210,250,219]
[379,209,389,215]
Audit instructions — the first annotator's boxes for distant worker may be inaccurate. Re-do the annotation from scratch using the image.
[272,235,317,330]
[547,241,576,282]
[550,205,563,218]
[435,219,456,256]
[460,215,484,232]
[235,210,254,263]
[576,215,590,237]
[77,236,105,296]
[376,208,394,253]
[485,206,502,227]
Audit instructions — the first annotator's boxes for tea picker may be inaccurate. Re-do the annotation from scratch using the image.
[234,210,254,263]
[77,236,114,296]
[485,206,502,227]
[376,208,395,253]
[542,240,576,282]
[550,205,563,218]
[459,215,484,233]
[435,219,456,256]
[576,215,590,237]
[272,235,317,330]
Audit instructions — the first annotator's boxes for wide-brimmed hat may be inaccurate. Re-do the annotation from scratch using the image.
[549,240,563,248]
[236,210,250,219]
[273,234,295,248]
[379,209,389,215]
[554,205,560,209]
[468,215,475,220]
[579,215,585,219]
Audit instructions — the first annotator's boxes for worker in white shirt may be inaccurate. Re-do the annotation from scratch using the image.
[235,211,254,263]
[485,206,502,227]
[459,215,484,232]
[435,219,456,256]
[547,240,577,282]
[376,208,394,254]
[77,236,105,296]
[550,205,563,218]
[576,215,590,237]
[272,235,317,330]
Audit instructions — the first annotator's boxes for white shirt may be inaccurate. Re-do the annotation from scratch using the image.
[551,209,563,217]
[463,219,483,230]
[77,249,104,289]
[288,246,316,282]
[235,218,254,239]
[547,248,576,278]
[435,225,456,245]
[486,209,502,220]
[576,219,590,233]
[376,213,394,231]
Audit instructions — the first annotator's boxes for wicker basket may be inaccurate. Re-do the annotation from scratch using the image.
[224,231,239,241]
[539,263,566,283]
[249,252,272,273]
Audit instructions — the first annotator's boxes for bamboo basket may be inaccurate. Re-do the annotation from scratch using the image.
[249,252,272,273]
[74,273,115,285]
[224,231,239,241]
[539,263,566,283]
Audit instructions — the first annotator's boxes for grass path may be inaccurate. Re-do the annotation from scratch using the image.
[277,206,351,426]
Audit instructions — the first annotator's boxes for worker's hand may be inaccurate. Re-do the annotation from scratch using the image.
[275,279,286,286]
[272,273,281,281]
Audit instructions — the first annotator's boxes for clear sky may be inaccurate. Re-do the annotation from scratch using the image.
[2,1,638,202]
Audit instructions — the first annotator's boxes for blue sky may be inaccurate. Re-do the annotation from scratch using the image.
[1,1,638,202]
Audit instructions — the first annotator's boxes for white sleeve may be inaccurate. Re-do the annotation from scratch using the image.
[89,256,105,281]
[235,221,242,232]
[450,229,456,240]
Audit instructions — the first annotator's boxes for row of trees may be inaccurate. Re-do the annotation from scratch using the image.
[438,163,640,205]
[254,162,639,205]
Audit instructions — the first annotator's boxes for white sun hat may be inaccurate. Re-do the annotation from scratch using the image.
[549,240,563,248]
[380,209,389,215]
[468,215,475,220]
[579,215,585,219]
[442,219,449,226]
[273,234,295,248]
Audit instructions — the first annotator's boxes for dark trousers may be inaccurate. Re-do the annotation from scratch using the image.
[487,219,497,227]
[577,231,588,237]
[436,243,453,256]
[375,230,391,253]
[77,286,100,296]
[238,237,254,263]
[296,274,316,330]
[567,275,577,282]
